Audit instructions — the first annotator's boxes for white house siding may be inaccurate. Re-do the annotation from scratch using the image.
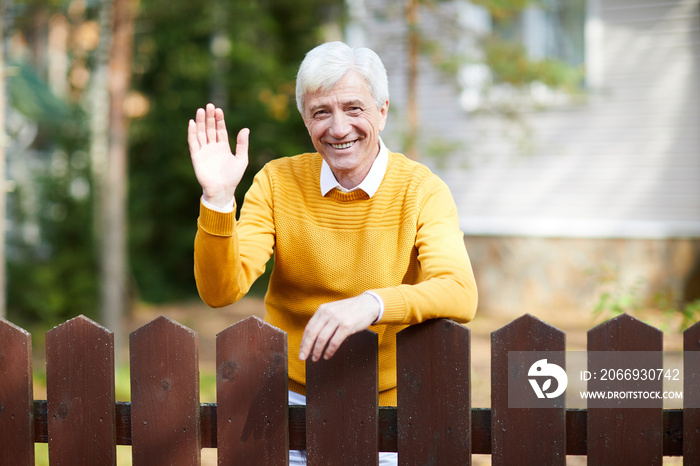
[351,0,700,313]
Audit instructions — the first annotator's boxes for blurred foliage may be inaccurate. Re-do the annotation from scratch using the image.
[128,0,342,303]
[482,37,582,91]
[6,62,98,328]
[386,0,585,162]
[8,63,70,123]
[591,263,700,333]
[470,0,530,21]
[4,0,584,327]
[5,0,342,326]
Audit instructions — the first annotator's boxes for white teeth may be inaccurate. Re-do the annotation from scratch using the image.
[331,141,354,149]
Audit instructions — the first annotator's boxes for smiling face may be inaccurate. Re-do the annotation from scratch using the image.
[302,70,389,189]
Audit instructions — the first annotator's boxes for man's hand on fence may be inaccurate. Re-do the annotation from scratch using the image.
[299,294,380,362]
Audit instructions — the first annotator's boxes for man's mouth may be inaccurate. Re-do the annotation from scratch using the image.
[330,141,355,150]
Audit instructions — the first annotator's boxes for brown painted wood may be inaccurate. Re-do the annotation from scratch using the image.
[471,408,491,455]
[397,318,471,465]
[201,403,216,450]
[34,400,48,442]
[566,409,587,455]
[46,315,116,465]
[116,402,132,445]
[130,316,200,465]
[491,313,566,466]
[216,316,288,465]
[32,400,689,457]
[663,409,683,457]
[587,313,663,466]
[289,404,306,451]
[378,406,397,452]
[0,319,34,465]
[306,329,378,465]
[290,405,394,452]
[684,321,700,465]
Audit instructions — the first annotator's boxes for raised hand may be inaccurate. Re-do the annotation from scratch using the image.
[187,103,249,208]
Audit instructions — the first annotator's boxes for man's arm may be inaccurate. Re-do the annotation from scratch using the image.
[370,175,478,324]
[190,104,276,307]
[194,167,276,308]
[299,175,477,362]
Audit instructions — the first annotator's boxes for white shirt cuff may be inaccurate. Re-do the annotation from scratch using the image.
[364,291,385,324]
[201,195,235,213]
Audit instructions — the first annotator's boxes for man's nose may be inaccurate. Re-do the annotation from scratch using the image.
[328,112,351,138]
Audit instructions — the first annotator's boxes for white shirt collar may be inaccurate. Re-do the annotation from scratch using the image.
[320,138,388,198]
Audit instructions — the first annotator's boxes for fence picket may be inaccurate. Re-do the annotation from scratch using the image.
[216,315,288,465]
[0,319,34,465]
[46,315,116,465]
[306,329,378,465]
[587,313,663,465]
[397,318,471,465]
[130,316,201,465]
[684,321,700,465]
[491,313,566,465]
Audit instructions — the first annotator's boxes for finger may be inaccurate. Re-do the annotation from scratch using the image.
[205,103,217,143]
[187,119,200,154]
[321,327,350,360]
[299,320,319,361]
[195,107,206,146]
[214,108,229,144]
[310,323,339,362]
[235,128,250,162]
[299,310,327,361]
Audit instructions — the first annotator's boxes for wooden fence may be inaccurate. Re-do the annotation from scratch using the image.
[0,312,698,465]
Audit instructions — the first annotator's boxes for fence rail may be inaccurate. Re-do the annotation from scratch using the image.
[0,313,697,465]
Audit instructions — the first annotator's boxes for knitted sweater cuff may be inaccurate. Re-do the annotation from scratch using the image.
[371,287,406,324]
[198,199,236,236]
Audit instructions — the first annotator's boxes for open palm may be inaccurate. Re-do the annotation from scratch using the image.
[188,103,249,208]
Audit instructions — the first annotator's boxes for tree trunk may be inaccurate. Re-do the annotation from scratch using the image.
[97,0,137,350]
[0,0,8,318]
[406,0,419,161]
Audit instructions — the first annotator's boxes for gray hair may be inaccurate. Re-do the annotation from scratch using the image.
[295,41,389,115]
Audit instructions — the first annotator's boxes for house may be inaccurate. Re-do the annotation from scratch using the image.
[348,0,700,315]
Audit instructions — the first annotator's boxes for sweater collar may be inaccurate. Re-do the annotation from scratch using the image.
[320,138,388,198]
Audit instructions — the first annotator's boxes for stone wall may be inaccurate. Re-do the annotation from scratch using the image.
[464,237,700,316]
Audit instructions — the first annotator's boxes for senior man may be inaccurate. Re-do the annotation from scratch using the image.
[188,41,477,464]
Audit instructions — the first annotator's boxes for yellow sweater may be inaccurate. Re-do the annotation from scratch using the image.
[194,151,478,405]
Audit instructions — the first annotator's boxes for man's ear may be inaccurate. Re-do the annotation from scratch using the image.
[378,100,389,131]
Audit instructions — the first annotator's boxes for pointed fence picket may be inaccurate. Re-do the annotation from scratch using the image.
[586,314,664,465]
[491,314,566,465]
[684,321,700,464]
[46,315,116,465]
[0,312,696,464]
[306,330,378,465]
[397,318,471,465]
[130,316,201,465]
[216,315,288,464]
[0,319,33,465]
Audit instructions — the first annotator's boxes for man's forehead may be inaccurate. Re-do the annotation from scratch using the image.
[304,72,373,105]
[306,95,368,110]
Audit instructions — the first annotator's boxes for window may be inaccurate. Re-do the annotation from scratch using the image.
[494,0,586,68]
[458,0,587,111]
